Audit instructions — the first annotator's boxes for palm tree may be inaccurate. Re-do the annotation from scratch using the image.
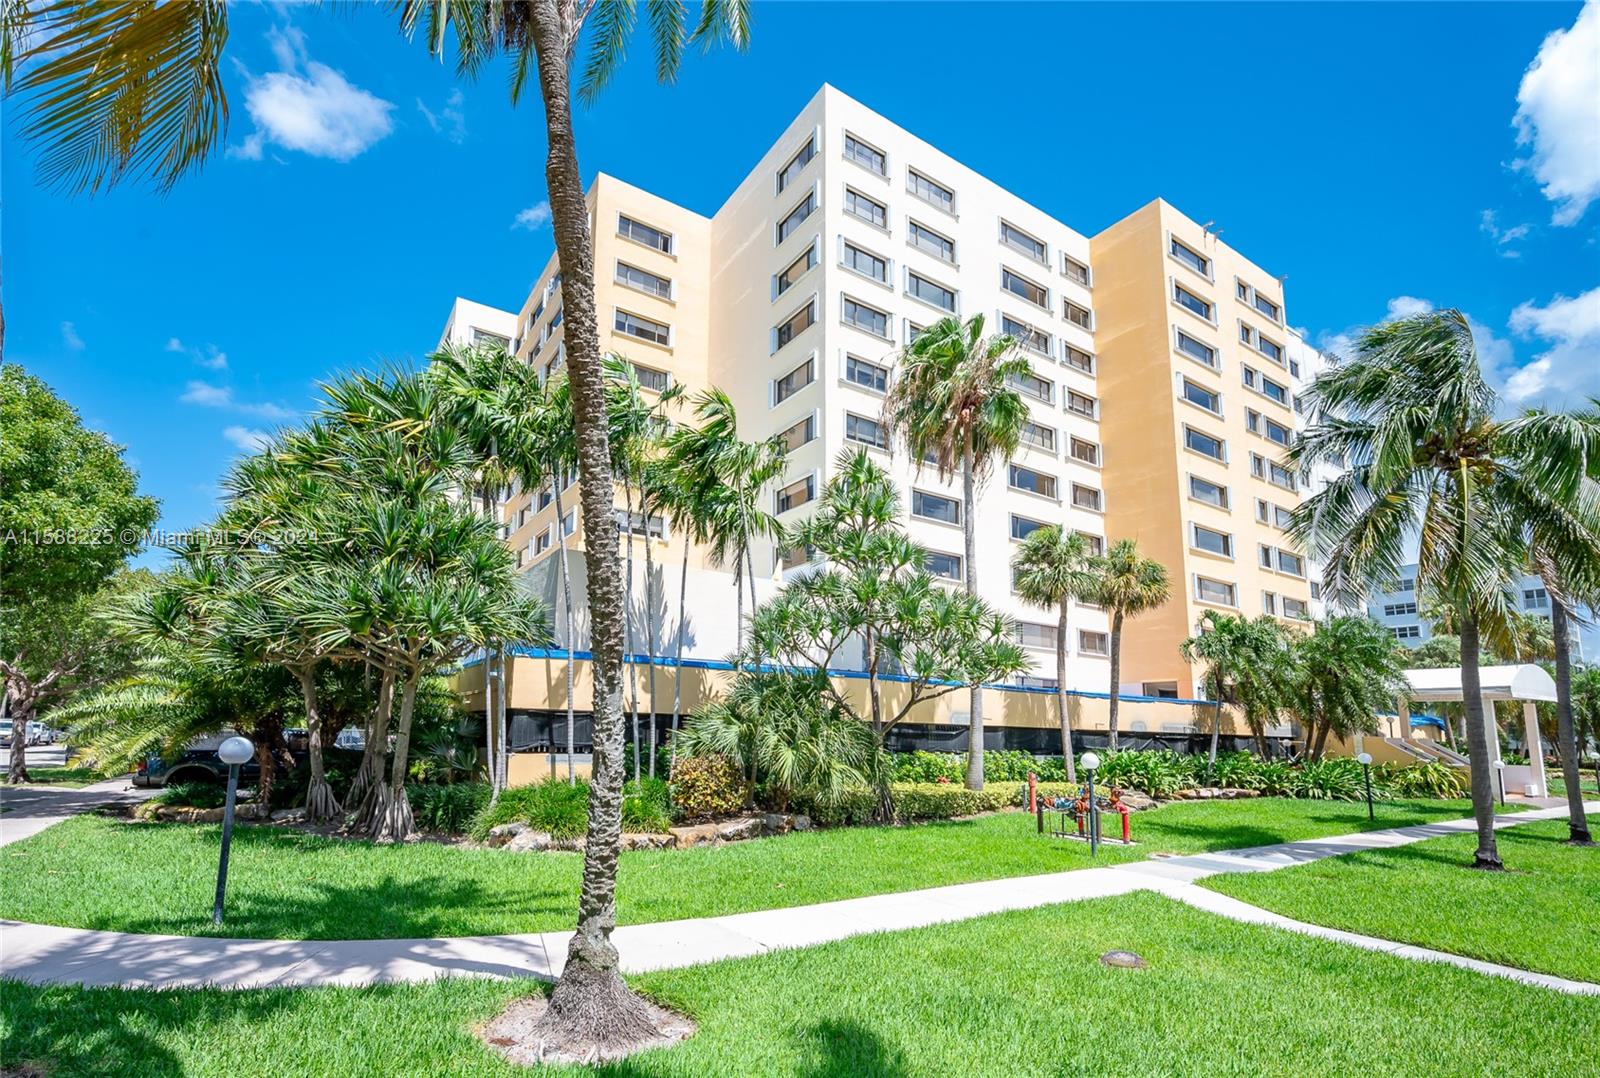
[1010,526,1095,779]
[1290,616,1410,761]
[1180,611,1288,773]
[529,371,582,784]
[883,314,1031,790]
[1290,310,1600,869]
[1088,539,1171,753]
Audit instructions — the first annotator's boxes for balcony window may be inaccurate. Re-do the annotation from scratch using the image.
[1282,597,1309,620]
[778,414,816,452]
[776,136,816,192]
[1185,426,1225,460]
[1063,255,1091,287]
[912,489,961,525]
[1010,370,1053,403]
[845,355,889,393]
[1000,221,1046,262]
[534,529,552,556]
[1071,483,1103,511]
[1069,436,1100,466]
[1063,300,1092,330]
[614,309,670,346]
[775,244,817,296]
[774,358,814,403]
[842,296,891,338]
[1174,282,1213,321]
[614,508,667,538]
[1170,238,1210,277]
[1182,378,1221,414]
[1065,390,1097,418]
[907,270,956,312]
[1063,345,1094,375]
[845,188,887,228]
[1189,475,1228,508]
[775,476,816,514]
[1020,421,1057,453]
[777,192,817,243]
[1176,329,1217,368]
[774,300,817,350]
[1009,463,1057,499]
[843,132,886,175]
[632,363,670,392]
[1002,314,1051,357]
[1191,524,1233,558]
[1014,621,1059,649]
[615,261,672,299]
[845,412,888,449]
[908,219,955,262]
[842,241,888,283]
[907,169,955,213]
[1196,576,1237,607]
[618,214,672,253]
[1002,267,1049,308]
[1525,587,1550,610]
[925,550,964,581]
[1078,630,1110,656]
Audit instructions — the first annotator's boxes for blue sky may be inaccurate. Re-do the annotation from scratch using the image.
[6,0,1598,563]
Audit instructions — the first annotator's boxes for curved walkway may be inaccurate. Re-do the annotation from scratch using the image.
[2,802,1595,995]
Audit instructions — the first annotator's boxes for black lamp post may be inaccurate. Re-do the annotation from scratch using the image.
[212,735,254,925]
[1357,751,1374,820]
[1081,751,1101,857]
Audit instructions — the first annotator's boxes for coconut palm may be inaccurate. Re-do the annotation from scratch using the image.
[883,313,1031,790]
[1290,616,1410,761]
[1179,611,1289,773]
[1289,310,1600,869]
[1010,526,1095,779]
[1088,539,1172,753]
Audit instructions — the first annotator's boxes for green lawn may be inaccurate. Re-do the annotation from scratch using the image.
[0,796,1502,940]
[4,893,1596,1077]
[1205,815,1600,983]
[10,766,105,788]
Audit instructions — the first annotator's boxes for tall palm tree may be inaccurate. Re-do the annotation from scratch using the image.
[1088,539,1171,753]
[530,371,581,783]
[1289,310,1600,869]
[1289,616,1410,761]
[883,313,1031,790]
[1010,526,1095,779]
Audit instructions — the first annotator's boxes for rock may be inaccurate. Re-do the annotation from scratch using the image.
[621,832,674,851]
[550,836,586,853]
[760,813,793,836]
[792,815,813,831]
[669,823,720,848]
[505,829,552,853]
[714,816,764,842]
[486,822,528,848]
[271,808,306,824]
[1118,792,1158,812]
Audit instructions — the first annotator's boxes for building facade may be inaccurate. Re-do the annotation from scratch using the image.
[1368,566,1559,647]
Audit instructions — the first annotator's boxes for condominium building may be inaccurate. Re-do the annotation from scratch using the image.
[1368,566,1560,647]
[448,85,1317,753]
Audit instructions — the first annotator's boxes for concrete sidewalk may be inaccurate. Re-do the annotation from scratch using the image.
[0,774,151,849]
[2,801,1594,994]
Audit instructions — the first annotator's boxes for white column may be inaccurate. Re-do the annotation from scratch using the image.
[1522,701,1547,796]
[1482,693,1500,773]
[1396,699,1411,741]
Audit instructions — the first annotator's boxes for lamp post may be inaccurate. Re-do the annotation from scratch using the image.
[1493,758,1506,808]
[212,736,254,925]
[1081,751,1101,857]
[1356,751,1374,820]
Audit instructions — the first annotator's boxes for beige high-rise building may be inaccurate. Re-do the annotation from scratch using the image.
[445,85,1314,758]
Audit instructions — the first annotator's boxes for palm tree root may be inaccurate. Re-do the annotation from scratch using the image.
[1565,827,1596,847]
[1470,853,1506,871]
[303,779,342,824]
[367,784,415,844]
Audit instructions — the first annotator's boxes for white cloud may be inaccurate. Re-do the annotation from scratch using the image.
[513,200,552,231]
[1512,0,1600,225]
[223,425,273,452]
[1503,287,1600,406]
[165,338,228,370]
[180,381,296,420]
[1478,210,1531,258]
[1384,296,1435,320]
[165,337,185,352]
[230,26,394,163]
[416,88,466,143]
[60,321,84,350]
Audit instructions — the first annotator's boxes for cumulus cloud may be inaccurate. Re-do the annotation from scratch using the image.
[1478,210,1531,258]
[229,25,394,162]
[1512,0,1600,225]
[165,337,185,352]
[417,88,466,143]
[1314,296,1516,395]
[166,337,228,370]
[60,321,84,350]
[1384,296,1435,320]
[1503,287,1600,406]
[513,201,552,231]
[223,425,274,452]
[180,381,296,421]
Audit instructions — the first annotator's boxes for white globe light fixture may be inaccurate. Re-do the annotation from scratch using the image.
[217,736,254,766]
[1081,752,1101,773]
[1356,752,1375,819]
[1493,758,1507,807]
[1356,752,1373,766]
[1079,752,1103,856]
[211,735,255,924]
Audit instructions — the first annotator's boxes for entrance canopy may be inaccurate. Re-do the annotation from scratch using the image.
[1402,664,1557,704]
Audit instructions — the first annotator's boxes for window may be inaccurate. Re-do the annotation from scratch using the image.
[1010,514,1046,540]
[1260,375,1288,406]
[1524,587,1549,610]
[776,136,815,192]
[775,244,817,295]
[843,132,886,175]
[615,261,672,299]
[907,169,954,212]
[1255,500,1294,530]
[1071,483,1103,511]
[1173,282,1214,321]
[1191,524,1233,557]
[1010,370,1054,403]
[842,240,888,282]
[1310,581,1322,601]
[1262,592,1278,616]
[561,510,576,536]
[1000,221,1046,262]
[1078,531,1105,556]
[1393,625,1421,641]
[1181,378,1221,414]
[632,363,670,392]
[1396,577,1416,592]
[774,300,817,349]
[534,528,552,556]
[1020,421,1057,453]
[1262,416,1292,447]
[1196,576,1237,607]
[1062,255,1091,287]
[1065,389,1097,418]
[844,187,887,228]
[778,415,816,452]
[1016,675,1060,690]
[618,214,672,253]
[845,412,888,449]
[537,487,553,511]
[912,489,960,525]
[1237,280,1281,322]
[517,505,532,529]
[614,509,667,538]
[845,355,889,393]
[1062,345,1095,375]
[1069,436,1100,466]
[1176,329,1217,368]
[1009,463,1057,499]
[1184,426,1225,460]
[1063,300,1092,330]
[842,296,890,338]
[1251,453,1296,490]
[779,544,815,571]
[472,328,510,349]
[1383,601,1418,617]
[775,476,816,514]
[774,358,814,403]
[1170,238,1210,276]
[908,219,955,262]
[907,270,956,312]
[1003,314,1051,357]
[777,192,816,243]
[1002,267,1049,308]
[905,319,926,343]
[1189,475,1229,508]
[1014,622,1058,650]
[1282,597,1310,621]
[1260,545,1304,577]
[925,551,964,581]
[1257,334,1284,363]
[1078,630,1109,656]
[614,309,670,346]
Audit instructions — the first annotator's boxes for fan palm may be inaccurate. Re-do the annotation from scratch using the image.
[883,313,1031,790]
[1010,526,1095,779]
[1180,611,1290,773]
[1290,616,1410,761]
[1289,310,1600,869]
[1088,539,1171,752]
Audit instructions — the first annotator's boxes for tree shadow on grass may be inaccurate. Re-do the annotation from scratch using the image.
[595,1016,910,1078]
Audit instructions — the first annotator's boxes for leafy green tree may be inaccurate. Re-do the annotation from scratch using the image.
[1088,539,1171,753]
[883,314,1031,790]
[1010,526,1096,778]
[1290,616,1410,761]
[1180,611,1291,771]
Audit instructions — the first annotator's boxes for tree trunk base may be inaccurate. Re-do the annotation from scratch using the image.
[1564,830,1596,847]
[367,785,415,844]
[871,784,897,825]
[1469,853,1506,871]
[303,779,342,824]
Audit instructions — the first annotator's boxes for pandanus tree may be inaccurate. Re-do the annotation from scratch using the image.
[883,314,1031,790]
[1289,616,1410,761]
[1010,526,1096,779]
[1088,539,1171,753]
[1289,310,1600,869]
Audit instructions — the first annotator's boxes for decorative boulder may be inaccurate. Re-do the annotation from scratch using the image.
[486,822,528,848]
[505,829,553,853]
[714,816,764,843]
[669,823,721,848]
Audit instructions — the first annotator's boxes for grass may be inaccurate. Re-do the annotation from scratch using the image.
[1205,814,1600,983]
[10,766,105,788]
[0,796,1504,940]
[3,892,1597,1077]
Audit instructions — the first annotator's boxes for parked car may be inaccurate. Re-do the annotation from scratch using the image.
[0,720,12,748]
[134,730,305,788]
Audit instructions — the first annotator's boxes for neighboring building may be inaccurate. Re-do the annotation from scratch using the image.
[1368,565,1559,648]
[447,84,1320,752]
[438,297,516,352]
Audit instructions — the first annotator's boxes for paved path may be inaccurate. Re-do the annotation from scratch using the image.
[0,774,151,849]
[2,802,1595,994]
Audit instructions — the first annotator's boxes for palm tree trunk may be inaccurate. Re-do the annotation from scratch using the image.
[552,472,578,786]
[1056,601,1077,782]
[1207,672,1223,783]
[866,626,894,822]
[371,668,420,844]
[669,538,690,774]
[961,448,984,791]
[1106,609,1124,754]
[1551,598,1594,844]
[643,493,660,778]
[297,665,340,823]
[1460,613,1503,869]
[347,664,395,814]
[623,481,641,780]
[1312,717,1331,761]
[734,555,745,663]
[529,0,661,1044]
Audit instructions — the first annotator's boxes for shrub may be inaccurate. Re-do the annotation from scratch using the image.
[1291,758,1365,801]
[1254,760,1299,796]
[623,776,673,833]
[409,782,490,833]
[891,751,964,784]
[891,783,1008,821]
[270,748,366,809]
[1377,760,1465,799]
[983,750,1056,783]
[793,785,877,828]
[1096,751,1193,798]
[1209,751,1264,790]
[670,755,745,822]
[153,781,227,809]
[469,778,590,841]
